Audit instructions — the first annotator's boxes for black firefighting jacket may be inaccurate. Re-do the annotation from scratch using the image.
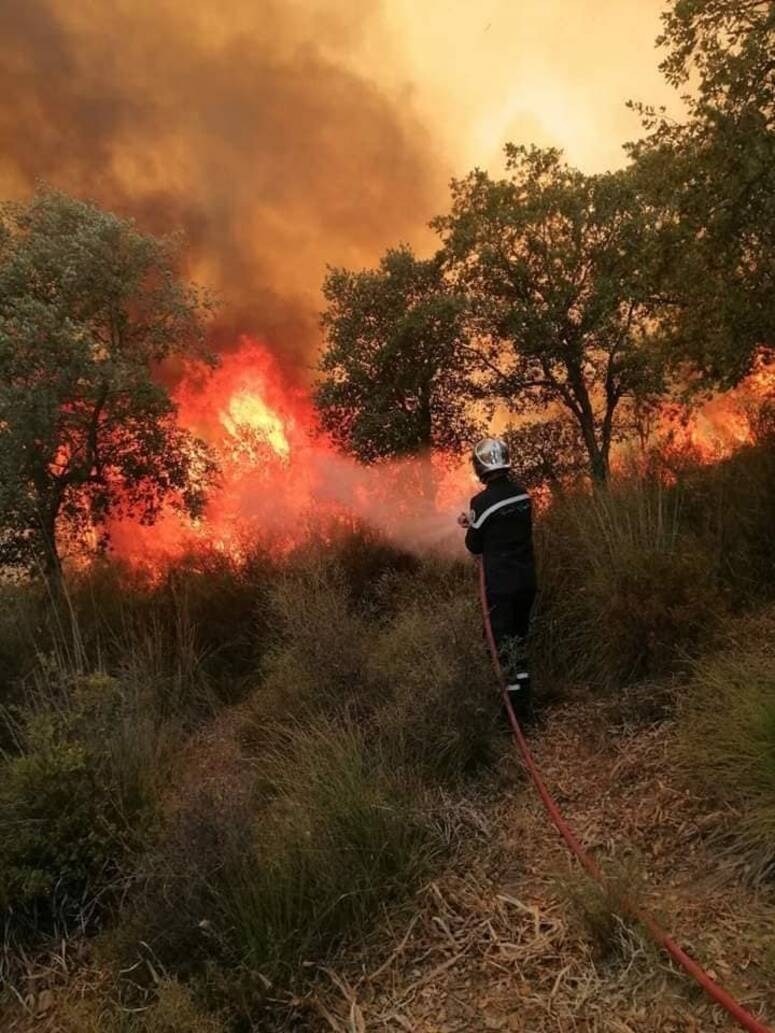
[464,474,536,595]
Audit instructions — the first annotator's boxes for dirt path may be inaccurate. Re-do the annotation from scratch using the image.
[298,696,775,1033]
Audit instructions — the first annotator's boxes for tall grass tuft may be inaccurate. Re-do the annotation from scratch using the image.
[128,717,440,995]
[221,719,437,978]
[676,609,775,881]
[369,579,496,778]
[40,978,226,1033]
[533,443,775,691]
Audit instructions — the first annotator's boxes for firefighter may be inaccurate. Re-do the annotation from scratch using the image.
[458,437,537,723]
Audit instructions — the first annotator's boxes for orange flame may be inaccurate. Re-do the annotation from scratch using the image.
[220,391,290,459]
[107,337,474,568]
[654,358,774,471]
[105,340,772,571]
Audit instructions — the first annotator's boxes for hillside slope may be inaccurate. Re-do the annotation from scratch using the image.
[299,693,775,1033]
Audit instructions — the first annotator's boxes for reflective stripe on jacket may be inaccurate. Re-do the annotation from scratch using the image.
[465,475,536,595]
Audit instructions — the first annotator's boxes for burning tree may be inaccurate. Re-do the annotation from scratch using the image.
[434,146,666,485]
[316,245,480,469]
[0,190,216,586]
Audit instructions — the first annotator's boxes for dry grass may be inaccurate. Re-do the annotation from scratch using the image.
[533,443,775,691]
[5,686,775,1032]
[6,968,226,1033]
[293,692,775,1033]
[552,858,648,964]
[676,607,775,883]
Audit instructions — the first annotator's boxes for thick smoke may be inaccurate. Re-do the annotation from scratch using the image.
[0,0,441,371]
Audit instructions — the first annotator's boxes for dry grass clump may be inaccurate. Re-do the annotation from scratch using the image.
[368,586,497,778]
[118,715,441,1022]
[243,554,495,776]
[676,608,775,881]
[535,479,722,690]
[552,858,648,963]
[221,720,439,977]
[20,976,226,1033]
[251,562,371,729]
[533,442,775,692]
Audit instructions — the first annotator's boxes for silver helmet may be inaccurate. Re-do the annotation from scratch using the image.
[472,437,510,480]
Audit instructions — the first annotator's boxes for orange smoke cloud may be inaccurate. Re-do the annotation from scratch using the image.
[0,0,441,370]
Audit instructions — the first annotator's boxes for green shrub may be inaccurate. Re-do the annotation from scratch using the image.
[0,669,176,941]
[676,610,775,880]
[369,583,497,778]
[133,719,439,990]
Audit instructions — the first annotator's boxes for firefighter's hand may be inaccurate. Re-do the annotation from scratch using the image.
[457,511,470,529]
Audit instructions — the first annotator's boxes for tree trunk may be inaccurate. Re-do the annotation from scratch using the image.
[576,411,608,485]
[589,447,608,486]
[39,504,64,596]
[562,355,609,485]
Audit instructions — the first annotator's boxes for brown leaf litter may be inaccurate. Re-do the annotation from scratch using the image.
[289,693,775,1032]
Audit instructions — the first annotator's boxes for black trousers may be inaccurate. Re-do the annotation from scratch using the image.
[487,588,536,719]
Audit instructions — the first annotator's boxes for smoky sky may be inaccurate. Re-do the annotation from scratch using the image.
[0,0,442,373]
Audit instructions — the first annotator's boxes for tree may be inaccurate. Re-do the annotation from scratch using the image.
[316,245,479,470]
[434,146,665,484]
[504,416,588,493]
[0,190,216,585]
[629,1,775,384]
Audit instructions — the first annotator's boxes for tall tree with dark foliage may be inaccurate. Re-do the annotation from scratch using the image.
[0,190,216,586]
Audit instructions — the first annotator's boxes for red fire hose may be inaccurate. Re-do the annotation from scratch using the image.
[477,561,772,1033]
